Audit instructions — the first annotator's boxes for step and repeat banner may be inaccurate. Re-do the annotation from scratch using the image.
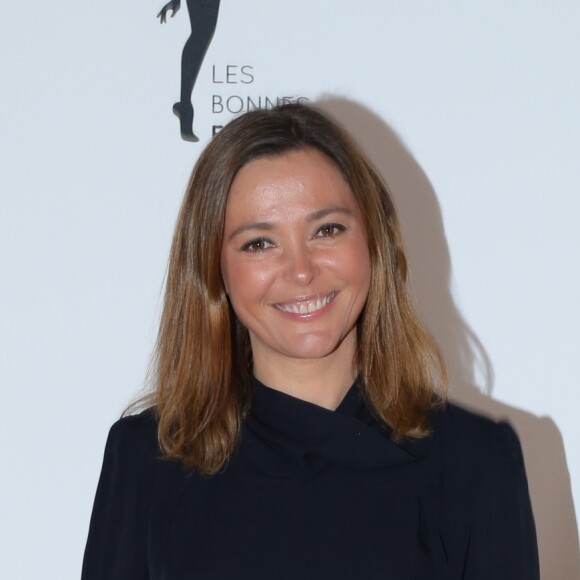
[1,2,579,578]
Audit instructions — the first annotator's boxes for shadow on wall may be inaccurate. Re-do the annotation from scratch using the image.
[318,97,580,580]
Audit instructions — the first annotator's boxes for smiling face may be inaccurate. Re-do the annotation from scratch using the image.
[221,148,372,373]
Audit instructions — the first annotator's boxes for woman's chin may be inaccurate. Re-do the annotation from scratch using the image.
[277,333,353,362]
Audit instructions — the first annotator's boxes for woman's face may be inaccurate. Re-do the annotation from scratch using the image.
[221,148,371,367]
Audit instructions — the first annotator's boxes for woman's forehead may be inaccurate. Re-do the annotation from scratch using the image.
[224,150,357,223]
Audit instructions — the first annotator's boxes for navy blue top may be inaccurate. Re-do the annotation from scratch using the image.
[82,378,539,579]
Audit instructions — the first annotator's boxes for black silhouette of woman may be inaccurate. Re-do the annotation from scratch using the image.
[158,0,221,142]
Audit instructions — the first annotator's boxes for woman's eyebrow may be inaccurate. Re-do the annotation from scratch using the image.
[227,222,274,241]
[306,206,354,222]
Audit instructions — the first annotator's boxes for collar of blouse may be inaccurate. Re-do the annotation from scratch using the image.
[243,376,435,478]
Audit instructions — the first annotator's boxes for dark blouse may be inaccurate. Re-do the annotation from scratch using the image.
[82,378,539,579]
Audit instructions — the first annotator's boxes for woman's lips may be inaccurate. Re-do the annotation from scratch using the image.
[274,292,336,316]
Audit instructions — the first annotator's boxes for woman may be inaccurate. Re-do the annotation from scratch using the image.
[82,103,539,579]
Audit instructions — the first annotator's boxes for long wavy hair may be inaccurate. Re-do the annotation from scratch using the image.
[137,103,447,474]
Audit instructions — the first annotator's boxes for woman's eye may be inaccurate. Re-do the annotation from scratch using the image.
[315,223,346,238]
[240,238,274,253]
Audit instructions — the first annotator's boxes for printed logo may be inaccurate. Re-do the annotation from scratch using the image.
[210,65,310,137]
[157,0,221,142]
[158,2,309,142]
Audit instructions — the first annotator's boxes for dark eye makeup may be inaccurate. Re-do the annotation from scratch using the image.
[315,222,346,237]
[240,237,274,253]
[239,223,346,253]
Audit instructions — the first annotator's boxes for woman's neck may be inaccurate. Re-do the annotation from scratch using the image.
[251,341,357,410]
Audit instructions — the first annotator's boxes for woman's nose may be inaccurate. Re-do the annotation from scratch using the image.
[282,243,320,286]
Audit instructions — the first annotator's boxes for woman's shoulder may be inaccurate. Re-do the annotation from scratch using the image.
[104,408,161,467]
[434,401,525,467]
[437,400,517,436]
[109,407,159,437]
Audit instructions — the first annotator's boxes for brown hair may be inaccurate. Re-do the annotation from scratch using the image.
[139,103,447,474]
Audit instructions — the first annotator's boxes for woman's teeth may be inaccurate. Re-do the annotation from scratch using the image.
[275,293,335,315]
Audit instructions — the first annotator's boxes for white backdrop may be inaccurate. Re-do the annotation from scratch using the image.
[1,2,579,578]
